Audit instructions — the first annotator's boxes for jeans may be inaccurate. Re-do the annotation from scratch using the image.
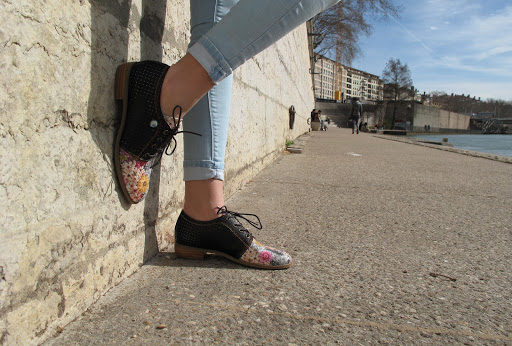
[351,117,360,134]
[183,0,340,181]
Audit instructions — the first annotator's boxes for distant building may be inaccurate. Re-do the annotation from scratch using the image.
[314,56,336,100]
[340,65,383,102]
[313,55,383,102]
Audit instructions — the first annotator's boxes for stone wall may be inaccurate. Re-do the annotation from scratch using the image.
[413,104,470,132]
[0,1,314,344]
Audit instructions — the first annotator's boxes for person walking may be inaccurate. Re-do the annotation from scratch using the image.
[318,109,326,131]
[349,97,362,134]
[114,0,341,269]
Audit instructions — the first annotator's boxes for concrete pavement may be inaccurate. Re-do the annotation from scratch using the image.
[45,127,512,345]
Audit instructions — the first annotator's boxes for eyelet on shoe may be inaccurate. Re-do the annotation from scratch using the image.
[157,137,163,142]
[149,120,158,128]
[163,130,169,135]
[151,144,156,149]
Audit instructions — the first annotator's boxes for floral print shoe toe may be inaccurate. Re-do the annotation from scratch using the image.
[174,206,292,270]
[114,61,198,204]
[118,148,153,203]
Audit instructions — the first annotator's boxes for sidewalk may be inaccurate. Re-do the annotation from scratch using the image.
[46,127,512,345]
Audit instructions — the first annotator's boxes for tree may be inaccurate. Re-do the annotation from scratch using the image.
[312,0,400,65]
[428,92,512,117]
[381,58,413,128]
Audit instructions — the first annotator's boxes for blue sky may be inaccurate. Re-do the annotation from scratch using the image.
[350,0,512,101]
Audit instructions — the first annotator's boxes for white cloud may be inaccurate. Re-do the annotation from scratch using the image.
[418,0,482,21]
[405,4,512,81]
[464,6,512,56]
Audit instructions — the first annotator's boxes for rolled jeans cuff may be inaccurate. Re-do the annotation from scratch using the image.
[188,39,232,84]
[183,161,225,181]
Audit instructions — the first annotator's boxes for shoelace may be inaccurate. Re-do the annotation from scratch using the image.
[216,206,263,230]
[151,105,201,167]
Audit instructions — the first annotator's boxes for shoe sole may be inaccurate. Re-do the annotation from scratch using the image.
[114,62,137,204]
[175,243,292,270]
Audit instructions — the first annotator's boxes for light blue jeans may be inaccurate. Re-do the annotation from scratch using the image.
[183,0,340,181]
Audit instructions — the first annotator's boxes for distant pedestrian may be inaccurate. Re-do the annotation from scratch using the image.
[318,110,326,131]
[349,97,362,134]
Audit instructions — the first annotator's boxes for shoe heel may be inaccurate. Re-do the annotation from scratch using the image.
[115,62,135,100]
[175,244,206,260]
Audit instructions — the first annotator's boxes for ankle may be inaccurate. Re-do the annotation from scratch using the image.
[160,53,214,120]
[182,206,222,222]
[184,179,224,221]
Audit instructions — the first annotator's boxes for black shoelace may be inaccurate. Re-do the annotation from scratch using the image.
[216,206,263,230]
[151,105,201,167]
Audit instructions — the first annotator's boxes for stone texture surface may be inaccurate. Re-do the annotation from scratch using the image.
[0,1,314,344]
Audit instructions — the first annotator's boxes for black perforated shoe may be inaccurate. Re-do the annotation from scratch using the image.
[175,207,292,269]
[114,61,197,203]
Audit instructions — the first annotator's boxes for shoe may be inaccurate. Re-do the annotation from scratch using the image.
[114,61,198,204]
[175,207,292,269]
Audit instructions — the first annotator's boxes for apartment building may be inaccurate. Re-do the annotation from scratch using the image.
[340,65,383,102]
[314,56,336,100]
[313,55,383,102]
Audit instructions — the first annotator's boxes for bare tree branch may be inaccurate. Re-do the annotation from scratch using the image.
[312,0,401,64]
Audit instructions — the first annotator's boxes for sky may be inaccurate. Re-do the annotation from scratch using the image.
[350,0,512,101]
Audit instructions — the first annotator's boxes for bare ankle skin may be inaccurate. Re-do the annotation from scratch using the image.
[183,179,225,221]
[160,53,214,119]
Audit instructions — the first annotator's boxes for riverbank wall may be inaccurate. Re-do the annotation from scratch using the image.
[316,101,471,133]
[412,104,470,132]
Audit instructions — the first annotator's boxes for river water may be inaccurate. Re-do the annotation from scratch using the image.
[409,134,512,158]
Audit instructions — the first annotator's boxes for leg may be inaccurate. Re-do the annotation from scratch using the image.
[175,0,293,269]
[174,0,345,269]
[182,0,238,221]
